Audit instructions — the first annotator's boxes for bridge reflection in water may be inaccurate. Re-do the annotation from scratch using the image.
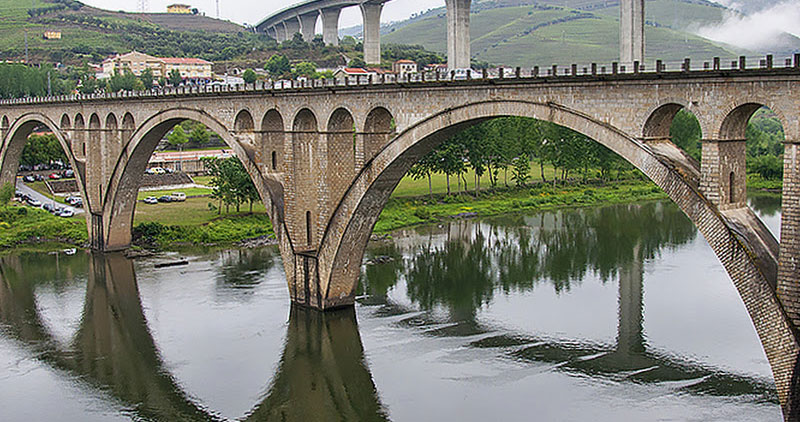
[0,253,388,421]
[0,201,781,420]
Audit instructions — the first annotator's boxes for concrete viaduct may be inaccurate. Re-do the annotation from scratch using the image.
[1,59,800,419]
[254,0,645,69]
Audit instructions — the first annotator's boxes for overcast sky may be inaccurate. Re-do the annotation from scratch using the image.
[82,0,446,28]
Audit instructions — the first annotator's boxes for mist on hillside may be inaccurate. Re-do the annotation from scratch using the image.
[697,0,800,52]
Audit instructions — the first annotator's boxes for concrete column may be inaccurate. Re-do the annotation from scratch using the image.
[699,139,747,209]
[284,16,301,40]
[266,26,277,41]
[620,0,645,67]
[275,25,287,42]
[446,0,471,70]
[778,140,800,329]
[299,12,319,42]
[360,2,383,65]
[321,7,342,46]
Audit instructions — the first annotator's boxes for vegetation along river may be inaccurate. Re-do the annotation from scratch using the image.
[0,196,785,421]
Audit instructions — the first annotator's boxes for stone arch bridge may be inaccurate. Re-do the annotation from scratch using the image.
[1,63,800,419]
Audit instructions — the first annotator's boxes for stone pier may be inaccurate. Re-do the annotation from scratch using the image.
[300,12,319,42]
[321,7,342,46]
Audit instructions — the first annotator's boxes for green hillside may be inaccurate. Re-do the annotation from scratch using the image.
[381,0,750,67]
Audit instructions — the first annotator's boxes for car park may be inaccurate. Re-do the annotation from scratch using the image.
[157,195,172,203]
[144,196,158,204]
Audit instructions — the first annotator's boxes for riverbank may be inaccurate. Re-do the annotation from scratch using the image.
[0,174,782,252]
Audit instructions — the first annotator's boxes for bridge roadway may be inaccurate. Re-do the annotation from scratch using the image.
[1,58,800,420]
[253,0,642,71]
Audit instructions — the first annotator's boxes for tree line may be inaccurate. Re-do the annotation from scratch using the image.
[202,156,260,213]
[409,117,631,196]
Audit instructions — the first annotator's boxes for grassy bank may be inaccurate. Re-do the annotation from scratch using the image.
[376,179,666,233]
[0,205,87,248]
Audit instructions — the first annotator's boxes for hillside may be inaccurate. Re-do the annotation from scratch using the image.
[0,0,255,64]
[379,0,800,67]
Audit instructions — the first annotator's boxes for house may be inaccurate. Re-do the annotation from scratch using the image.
[43,31,61,40]
[167,4,192,13]
[100,51,166,79]
[424,63,448,74]
[99,51,213,82]
[333,67,375,81]
[161,57,213,81]
[392,59,417,77]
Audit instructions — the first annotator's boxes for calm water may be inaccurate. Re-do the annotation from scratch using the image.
[0,197,785,421]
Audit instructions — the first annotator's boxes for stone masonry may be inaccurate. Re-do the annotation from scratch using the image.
[1,64,800,419]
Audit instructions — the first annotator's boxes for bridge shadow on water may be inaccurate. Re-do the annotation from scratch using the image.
[0,200,782,420]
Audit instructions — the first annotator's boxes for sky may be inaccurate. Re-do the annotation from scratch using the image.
[81,0,446,28]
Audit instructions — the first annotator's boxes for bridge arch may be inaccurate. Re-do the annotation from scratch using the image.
[59,114,70,130]
[0,112,90,220]
[315,99,800,414]
[234,109,255,132]
[327,108,356,211]
[363,106,394,164]
[102,107,284,251]
[261,109,284,172]
[73,113,85,159]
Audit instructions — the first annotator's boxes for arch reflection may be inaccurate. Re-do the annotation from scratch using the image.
[0,253,386,421]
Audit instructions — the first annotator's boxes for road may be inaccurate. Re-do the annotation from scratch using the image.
[15,179,85,215]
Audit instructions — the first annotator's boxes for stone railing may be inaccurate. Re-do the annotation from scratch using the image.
[1,54,799,107]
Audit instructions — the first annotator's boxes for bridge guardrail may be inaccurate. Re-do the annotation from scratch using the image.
[1,54,798,106]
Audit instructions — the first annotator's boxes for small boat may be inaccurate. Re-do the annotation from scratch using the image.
[154,260,188,269]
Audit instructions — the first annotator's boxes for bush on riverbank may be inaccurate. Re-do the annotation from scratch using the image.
[132,213,273,248]
[0,205,87,248]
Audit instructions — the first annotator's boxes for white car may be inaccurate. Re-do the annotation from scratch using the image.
[59,209,74,218]
[143,196,158,204]
[170,192,186,202]
[451,68,479,80]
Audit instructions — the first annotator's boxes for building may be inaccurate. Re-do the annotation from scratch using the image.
[167,4,192,13]
[43,31,61,40]
[161,57,213,81]
[392,60,417,77]
[101,51,166,79]
[100,51,212,82]
[333,67,376,81]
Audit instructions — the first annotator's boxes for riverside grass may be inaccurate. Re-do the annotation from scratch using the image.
[0,178,682,250]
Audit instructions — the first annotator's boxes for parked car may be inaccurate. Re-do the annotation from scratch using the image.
[26,198,41,207]
[14,190,22,198]
[147,167,166,175]
[73,198,83,208]
[59,209,74,218]
[65,195,78,205]
[42,203,54,212]
[52,206,64,215]
[157,195,172,203]
[63,170,74,178]
[170,192,186,202]
[34,174,44,181]
[23,175,35,183]
[48,173,61,180]
[143,196,158,204]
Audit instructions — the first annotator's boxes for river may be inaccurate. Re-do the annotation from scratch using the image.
[0,195,785,421]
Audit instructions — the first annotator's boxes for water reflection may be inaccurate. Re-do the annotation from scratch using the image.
[0,252,386,421]
[361,202,776,402]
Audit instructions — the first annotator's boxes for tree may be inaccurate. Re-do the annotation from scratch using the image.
[167,125,189,171]
[189,123,210,146]
[202,156,259,213]
[292,62,318,79]
[348,57,366,68]
[21,134,67,167]
[242,68,257,84]
[0,183,14,206]
[168,69,183,87]
[139,68,154,89]
[265,54,291,78]
[108,69,143,92]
